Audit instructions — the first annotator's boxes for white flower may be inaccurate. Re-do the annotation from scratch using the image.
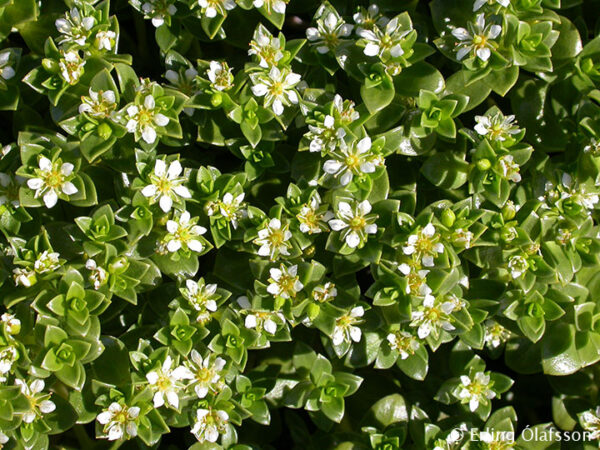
[508,254,528,279]
[558,173,599,212]
[306,114,346,153]
[248,24,284,69]
[15,379,56,424]
[34,250,61,273]
[451,13,501,62]
[185,350,226,399]
[358,16,411,59]
[312,282,337,303]
[409,294,455,339]
[0,172,21,208]
[85,259,108,289]
[244,311,282,335]
[0,51,15,81]
[216,192,245,229]
[125,95,170,144]
[333,94,360,125]
[146,356,192,409]
[13,268,36,287]
[353,4,387,34]
[484,321,511,349]
[197,0,236,18]
[55,8,95,46]
[95,30,117,51]
[141,159,191,212]
[580,407,600,440]
[474,112,520,141]
[398,262,431,296]
[97,402,140,441]
[473,0,510,11]
[165,67,199,93]
[332,306,364,345]
[387,330,420,360]
[402,223,444,267]
[181,279,219,323]
[191,408,229,443]
[498,155,521,182]
[250,66,301,115]
[164,211,207,253]
[79,88,117,118]
[2,313,21,335]
[306,12,353,54]
[452,228,475,249]
[207,61,234,91]
[253,0,288,14]
[267,264,303,299]
[254,218,292,260]
[328,200,378,248]
[323,136,384,186]
[296,195,334,234]
[457,372,496,412]
[59,51,86,85]
[26,156,78,209]
[0,346,18,377]
[141,0,177,27]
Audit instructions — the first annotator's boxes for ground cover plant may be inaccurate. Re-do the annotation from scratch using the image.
[1,0,600,448]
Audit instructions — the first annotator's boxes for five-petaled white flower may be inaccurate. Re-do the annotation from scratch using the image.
[55,8,95,46]
[451,13,501,62]
[181,279,219,323]
[474,112,520,141]
[141,159,191,212]
[15,379,56,424]
[402,223,444,267]
[457,372,496,412]
[307,114,346,153]
[332,306,364,345]
[358,15,411,59]
[97,402,140,441]
[580,407,600,440]
[0,346,18,380]
[353,4,387,34]
[333,94,360,125]
[398,263,432,296]
[185,350,226,398]
[508,254,528,279]
[0,51,16,81]
[497,155,521,182]
[146,355,191,409]
[79,88,117,118]
[191,408,229,443]
[253,0,288,14]
[86,259,108,290]
[306,12,353,54]
[328,200,378,248]
[59,51,86,85]
[473,0,510,11]
[125,95,170,144]
[296,195,334,234]
[312,282,337,303]
[207,61,234,91]
[451,228,475,249]
[164,211,207,253]
[254,218,292,260]
[197,0,236,18]
[245,311,282,335]
[34,250,60,274]
[141,0,177,27]
[410,294,455,339]
[249,25,284,69]
[250,67,301,116]
[323,136,383,186]
[13,268,36,287]
[483,320,512,349]
[27,157,78,209]
[387,330,420,360]
[95,30,117,51]
[216,192,245,229]
[267,264,303,299]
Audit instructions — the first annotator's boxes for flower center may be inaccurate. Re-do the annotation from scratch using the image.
[349,216,365,231]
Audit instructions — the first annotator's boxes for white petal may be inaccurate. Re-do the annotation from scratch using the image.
[141,184,157,197]
[27,178,43,190]
[187,240,204,252]
[323,159,342,174]
[451,28,470,41]
[345,231,360,248]
[142,125,157,144]
[159,195,173,212]
[61,181,78,195]
[245,315,257,329]
[167,240,182,252]
[477,47,491,61]
[43,190,58,208]
[363,43,380,56]
[39,157,53,171]
[328,219,347,231]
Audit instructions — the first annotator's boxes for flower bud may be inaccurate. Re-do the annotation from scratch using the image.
[476,159,491,171]
[441,208,456,227]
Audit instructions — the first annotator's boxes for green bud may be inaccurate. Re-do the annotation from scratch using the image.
[211,92,223,107]
[502,201,516,221]
[477,159,491,171]
[441,208,456,227]
[97,122,113,140]
[307,303,320,321]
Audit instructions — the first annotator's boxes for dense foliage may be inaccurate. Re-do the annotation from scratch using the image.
[1,0,600,448]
